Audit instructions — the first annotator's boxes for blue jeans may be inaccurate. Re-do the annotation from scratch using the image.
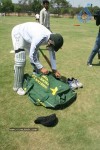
[87,32,100,64]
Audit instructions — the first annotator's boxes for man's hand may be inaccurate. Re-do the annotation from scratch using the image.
[52,70,61,78]
[40,67,49,75]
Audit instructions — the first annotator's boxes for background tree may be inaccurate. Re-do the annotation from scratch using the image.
[16,0,42,13]
[1,0,99,16]
[31,0,42,13]
[88,6,100,15]
[0,0,14,13]
[14,4,21,16]
[50,0,71,16]
[17,0,30,12]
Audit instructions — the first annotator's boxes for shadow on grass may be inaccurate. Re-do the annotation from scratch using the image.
[92,60,100,67]
[92,62,100,66]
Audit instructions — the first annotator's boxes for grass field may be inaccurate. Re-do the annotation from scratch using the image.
[0,16,100,150]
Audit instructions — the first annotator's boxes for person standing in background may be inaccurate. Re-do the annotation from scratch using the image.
[40,0,50,30]
[87,10,100,67]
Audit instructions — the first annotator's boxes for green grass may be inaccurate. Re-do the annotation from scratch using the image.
[0,16,100,150]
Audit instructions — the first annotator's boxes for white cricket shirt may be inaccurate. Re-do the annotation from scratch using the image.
[40,8,50,29]
[12,22,56,70]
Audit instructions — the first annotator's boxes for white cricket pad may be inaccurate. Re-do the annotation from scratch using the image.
[13,51,26,90]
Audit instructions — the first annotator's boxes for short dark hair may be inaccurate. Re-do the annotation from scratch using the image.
[43,0,49,5]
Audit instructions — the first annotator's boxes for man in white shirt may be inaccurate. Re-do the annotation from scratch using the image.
[11,22,64,95]
[40,0,50,30]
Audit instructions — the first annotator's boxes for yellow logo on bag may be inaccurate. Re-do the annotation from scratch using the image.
[50,87,58,95]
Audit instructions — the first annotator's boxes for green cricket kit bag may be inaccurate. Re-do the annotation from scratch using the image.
[23,72,77,109]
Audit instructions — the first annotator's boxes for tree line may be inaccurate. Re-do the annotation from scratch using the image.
[0,0,100,16]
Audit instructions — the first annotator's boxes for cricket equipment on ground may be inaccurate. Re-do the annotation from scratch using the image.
[67,78,83,89]
[50,34,64,52]
[34,113,58,127]
[13,50,26,91]
[23,73,77,108]
[67,78,78,90]
[74,24,80,26]
[71,78,83,88]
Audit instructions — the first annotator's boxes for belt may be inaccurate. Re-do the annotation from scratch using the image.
[15,49,25,53]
